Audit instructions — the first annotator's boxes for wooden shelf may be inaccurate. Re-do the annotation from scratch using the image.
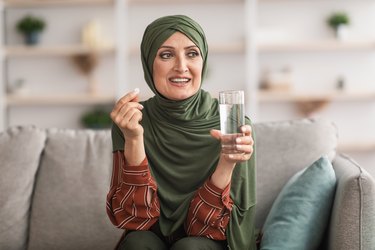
[3,0,240,6]
[3,0,114,8]
[5,44,115,57]
[210,42,245,54]
[128,0,242,4]
[338,141,375,152]
[258,40,375,52]
[129,41,244,56]
[6,93,116,106]
[258,90,375,102]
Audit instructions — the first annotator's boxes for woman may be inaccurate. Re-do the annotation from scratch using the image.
[106,15,256,250]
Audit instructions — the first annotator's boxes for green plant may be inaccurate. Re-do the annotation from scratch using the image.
[81,108,112,129]
[327,12,350,29]
[16,15,46,34]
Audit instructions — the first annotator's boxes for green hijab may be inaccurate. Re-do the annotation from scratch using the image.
[112,15,257,250]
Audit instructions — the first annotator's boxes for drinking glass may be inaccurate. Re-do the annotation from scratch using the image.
[219,90,245,154]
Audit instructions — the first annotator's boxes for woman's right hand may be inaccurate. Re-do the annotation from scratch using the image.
[110,88,144,140]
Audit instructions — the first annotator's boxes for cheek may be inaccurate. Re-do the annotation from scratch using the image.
[193,63,203,79]
[153,60,170,79]
[152,62,165,85]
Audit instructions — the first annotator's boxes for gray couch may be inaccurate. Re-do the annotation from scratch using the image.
[0,118,374,250]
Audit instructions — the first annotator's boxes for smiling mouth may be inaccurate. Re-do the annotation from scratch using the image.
[169,77,191,85]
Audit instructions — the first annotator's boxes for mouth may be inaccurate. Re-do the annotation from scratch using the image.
[169,77,191,86]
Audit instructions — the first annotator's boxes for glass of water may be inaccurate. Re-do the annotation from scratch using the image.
[219,90,245,154]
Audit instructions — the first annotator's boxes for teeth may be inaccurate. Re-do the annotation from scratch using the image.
[170,78,189,83]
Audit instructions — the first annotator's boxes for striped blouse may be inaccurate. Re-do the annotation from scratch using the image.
[106,151,233,240]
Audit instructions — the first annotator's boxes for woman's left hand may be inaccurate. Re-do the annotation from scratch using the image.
[210,125,254,163]
[210,125,254,189]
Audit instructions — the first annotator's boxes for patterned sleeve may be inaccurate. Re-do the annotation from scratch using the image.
[185,178,233,240]
[106,151,160,230]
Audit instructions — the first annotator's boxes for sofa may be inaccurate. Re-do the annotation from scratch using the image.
[0,118,374,250]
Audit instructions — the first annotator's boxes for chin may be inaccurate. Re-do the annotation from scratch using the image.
[164,91,190,100]
[175,93,196,100]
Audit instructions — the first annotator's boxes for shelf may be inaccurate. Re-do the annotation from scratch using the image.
[258,40,375,52]
[129,39,375,54]
[4,44,115,57]
[3,0,114,8]
[210,42,245,54]
[128,0,242,4]
[338,141,375,152]
[258,90,375,102]
[129,41,244,56]
[6,93,116,106]
[3,0,240,7]
[260,0,375,2]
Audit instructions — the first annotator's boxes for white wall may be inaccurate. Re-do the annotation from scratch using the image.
[257,0,375,169]
[4,5,116,129]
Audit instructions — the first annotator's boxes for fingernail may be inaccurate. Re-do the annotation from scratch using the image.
[228,155,234,159]
[236,138,241,143]
[133,88,140,94]
[138,104,144,110]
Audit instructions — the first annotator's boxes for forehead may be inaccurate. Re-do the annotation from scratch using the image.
[160,32,197,48]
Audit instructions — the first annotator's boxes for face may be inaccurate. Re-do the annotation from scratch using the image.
[153,32,203,101]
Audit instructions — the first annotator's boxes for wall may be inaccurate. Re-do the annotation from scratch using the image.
[257,0,375,168]
[2,0,374,168]
[4,4,116,128]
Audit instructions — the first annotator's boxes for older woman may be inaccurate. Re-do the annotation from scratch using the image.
[106,15,256,250]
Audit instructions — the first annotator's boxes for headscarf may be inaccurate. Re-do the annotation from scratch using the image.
[112,15,257,249]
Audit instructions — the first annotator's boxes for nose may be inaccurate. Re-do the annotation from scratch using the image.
[174,56,188,73]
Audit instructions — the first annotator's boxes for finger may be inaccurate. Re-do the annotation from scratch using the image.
[116,101,143,119]
[235,135,254,146]
[236,144,254,154]
[210,129,222,140]
[126,111,143,131]
[112,102,142,125]
[240,125,252,136]
[225,153,252,162]
[119,107,142,129]
[111,93,143,120]
[112,88,140,114]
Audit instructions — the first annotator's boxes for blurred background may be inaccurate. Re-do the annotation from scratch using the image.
[0,0,374,168]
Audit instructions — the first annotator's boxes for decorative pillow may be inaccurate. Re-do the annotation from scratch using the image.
[260,156,337,250]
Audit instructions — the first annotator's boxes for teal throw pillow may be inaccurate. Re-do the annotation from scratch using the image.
[260,156,337,250]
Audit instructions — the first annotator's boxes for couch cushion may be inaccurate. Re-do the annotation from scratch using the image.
[0,126,46,250]
[260,156,337,250]
[329,154,375,250]
[28,129,122,250]
[254,118,338,228]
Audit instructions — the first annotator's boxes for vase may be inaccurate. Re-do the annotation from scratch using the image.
[335,25,349,41]
[24,32,40,45]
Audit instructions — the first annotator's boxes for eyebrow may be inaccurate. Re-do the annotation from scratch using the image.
[159,45,199,50]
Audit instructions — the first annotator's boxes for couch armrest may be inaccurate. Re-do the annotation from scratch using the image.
[328,154,375,250]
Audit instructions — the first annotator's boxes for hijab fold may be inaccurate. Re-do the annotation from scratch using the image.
[112,15,256,249]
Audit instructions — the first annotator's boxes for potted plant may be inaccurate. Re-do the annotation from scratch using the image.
[16,15,46,45]
[81,107,112,129]
[327,12,350,40]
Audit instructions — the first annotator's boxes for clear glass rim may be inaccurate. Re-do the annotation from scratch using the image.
[219,90,244,104]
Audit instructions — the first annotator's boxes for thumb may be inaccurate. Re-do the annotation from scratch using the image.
[210,129,222,140]
[131,88,140,102]
[133,95,139,102]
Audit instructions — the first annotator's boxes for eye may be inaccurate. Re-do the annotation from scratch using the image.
[187,50,200,58]
[159,51,173,59]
